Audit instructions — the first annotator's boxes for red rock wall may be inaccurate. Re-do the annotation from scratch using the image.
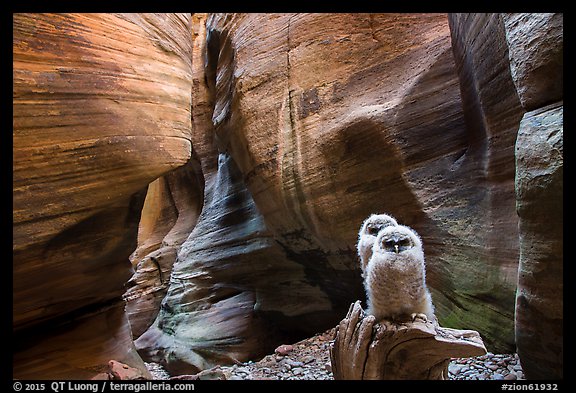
[13,13,193,379]
[447,12,524,346]
[13,13,563,380]
[134,13,526,374]
[124,157,204,339]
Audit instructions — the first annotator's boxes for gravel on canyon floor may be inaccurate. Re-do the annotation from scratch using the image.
[146,327,525,381]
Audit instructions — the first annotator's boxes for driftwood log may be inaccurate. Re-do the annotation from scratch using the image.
[329,301,487,380]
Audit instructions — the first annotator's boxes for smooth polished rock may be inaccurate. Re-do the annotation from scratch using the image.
[13,13,193,379]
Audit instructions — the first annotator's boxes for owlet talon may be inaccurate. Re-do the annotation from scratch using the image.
[411,312,428,322]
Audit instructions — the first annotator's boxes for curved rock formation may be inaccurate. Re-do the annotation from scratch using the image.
[447,12,524,351]
[124,157,204,339]
[13,13,193,379]
[136,152,301,374]
[448,12,564,379]
[136,13,527,374]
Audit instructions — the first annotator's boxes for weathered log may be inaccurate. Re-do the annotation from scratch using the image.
[330,301,487,380]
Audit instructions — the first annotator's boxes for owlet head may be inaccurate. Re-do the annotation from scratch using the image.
[375,224,422,255]
[360,214,398,238]
[358,214,399,273]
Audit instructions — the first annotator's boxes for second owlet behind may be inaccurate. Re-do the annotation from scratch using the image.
[357,213,398,277]
[364,224,435,322]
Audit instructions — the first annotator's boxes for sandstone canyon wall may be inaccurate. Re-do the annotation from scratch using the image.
[13,13,194,379]
[449,13,563,379]
[134,13,525,374]
[504,13,563,379]
[13,13,563,380]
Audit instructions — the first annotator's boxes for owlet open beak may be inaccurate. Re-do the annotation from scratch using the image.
[394,244,399,254]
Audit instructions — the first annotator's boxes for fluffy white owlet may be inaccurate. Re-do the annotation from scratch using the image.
[357,214,398,276]
[364,224,435,322]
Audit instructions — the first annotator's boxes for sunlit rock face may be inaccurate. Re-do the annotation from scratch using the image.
[12,13,193,379]
[124,158,205,340]
[137,13,525,374]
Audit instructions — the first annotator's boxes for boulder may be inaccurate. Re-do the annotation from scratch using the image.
[501,13,563,380]
[109,360,147,380]
[514,104,563,379]
[503,13,563,111]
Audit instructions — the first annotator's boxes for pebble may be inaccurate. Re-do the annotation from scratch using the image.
[448,352,526,381]
[448,363,465,374]
[144,362,170,380]
[286,359,304,367]
[275,344,294,356]
[145,328,525,381]
[292,367,304,375]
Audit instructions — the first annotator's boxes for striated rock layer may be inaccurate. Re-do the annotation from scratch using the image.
[135,13,529,374]
[13,13,193,379]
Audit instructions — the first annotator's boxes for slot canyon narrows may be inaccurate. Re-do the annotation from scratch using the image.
[13,13,562,381]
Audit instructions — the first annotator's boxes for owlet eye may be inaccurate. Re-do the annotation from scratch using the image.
[399,239,412,248]
[367,225,380,236]
[384,240,396,250]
